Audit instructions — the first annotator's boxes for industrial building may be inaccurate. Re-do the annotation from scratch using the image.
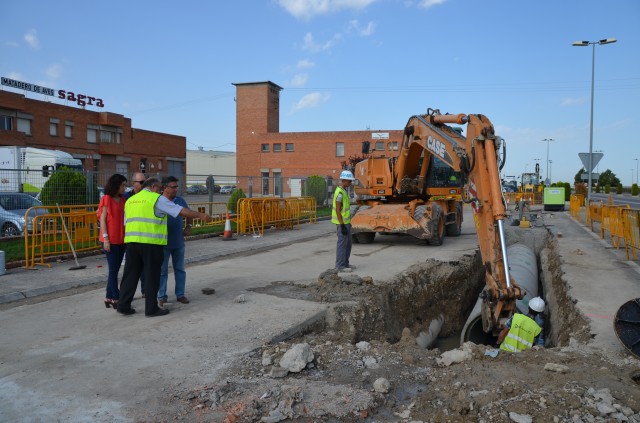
[233,81,403,197]
[0,78,186,181]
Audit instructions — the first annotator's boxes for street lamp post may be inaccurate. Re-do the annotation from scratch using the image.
[549,160,553,182]
[572,38,617,204]
[541,139,554,184]
[635,158,638,186]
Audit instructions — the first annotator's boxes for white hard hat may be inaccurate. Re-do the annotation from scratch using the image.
[528,297,545,313]
[340,170,355,181]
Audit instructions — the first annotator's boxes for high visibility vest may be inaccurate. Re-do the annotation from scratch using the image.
[331,186,351,224]
[500,313,542,353]
[124,189,168,245]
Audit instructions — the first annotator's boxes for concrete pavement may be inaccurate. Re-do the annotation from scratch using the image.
[0,219,336,304]
[1,209,639,356]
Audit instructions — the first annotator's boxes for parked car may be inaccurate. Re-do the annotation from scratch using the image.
[220,185,236,194]
[0,192,44,237]
[186,185,207,195]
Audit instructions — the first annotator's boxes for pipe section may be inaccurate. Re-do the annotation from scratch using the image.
[461,243,538,345]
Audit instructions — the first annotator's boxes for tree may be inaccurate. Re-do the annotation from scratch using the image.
[302,175,328,206]
[574,167,586,184]
[40,168,95,206]
[340,154,367,172]
[227,188,246,214]
[598,169,620,188]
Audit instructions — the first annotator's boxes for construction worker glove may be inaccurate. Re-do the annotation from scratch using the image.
[340,224,348,236]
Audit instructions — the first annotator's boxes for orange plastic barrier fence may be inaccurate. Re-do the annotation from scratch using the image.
[600,204,630,248]
[187,201,228,226]
[25,205,100,268]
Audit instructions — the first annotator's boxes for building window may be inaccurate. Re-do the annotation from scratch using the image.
[273,143,282,152]
[0,115,12,131]
[285,143,294,152]
[375,141,384,151]
[388,142,398,151]
[49,118,59,137]
[262,171,269,195]
[336,142,344,157]
[65,121,73,138]
[100,126,119,144]
[87,128,97,143]
[17,118,31,135]
[261,144,269,152]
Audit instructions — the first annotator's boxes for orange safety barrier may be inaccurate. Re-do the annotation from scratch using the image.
[622,208,640,260]
[569,194,584,222]
[25,205,100,268]
[236,197,316,237]
[600,204,630,248]
[188,201,228,226]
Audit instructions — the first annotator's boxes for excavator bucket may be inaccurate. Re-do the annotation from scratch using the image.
[351,203,441,241]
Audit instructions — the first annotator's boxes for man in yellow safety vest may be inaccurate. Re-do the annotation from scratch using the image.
[497,296,545,352]
[332,170,356,272]
[116,178,212,317]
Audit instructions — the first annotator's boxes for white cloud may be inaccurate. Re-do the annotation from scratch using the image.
[292,92,331,112]
[297,59,315,69]
[24,29,39,49]
[348,19,375,36]
[302,32,342,53]
[418,0,447,8]
[561,97,586,106]
[289,74,309,87]
[5,41,20,48]
[277,0,378,20]
[46,64,63,79]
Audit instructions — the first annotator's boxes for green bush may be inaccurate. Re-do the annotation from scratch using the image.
[40,168,96,206]
[563,182,571,201]
[604,184,610,194]
[227,188,246,213]
[595,184,601,193]
[616,184,623,194]
[302,175,327,206]
[632,183,639,196]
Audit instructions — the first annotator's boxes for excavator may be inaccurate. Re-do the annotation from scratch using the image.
[351,108,524,333]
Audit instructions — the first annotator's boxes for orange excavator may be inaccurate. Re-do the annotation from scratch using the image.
[352,108,524,333]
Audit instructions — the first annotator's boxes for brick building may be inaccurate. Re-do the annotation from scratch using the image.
[0,87,186,181]
[233,81,403,196]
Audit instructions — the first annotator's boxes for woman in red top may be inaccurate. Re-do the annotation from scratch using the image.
[98,174,127,309]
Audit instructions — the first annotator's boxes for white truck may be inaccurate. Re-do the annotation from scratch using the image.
[0,146,83,192]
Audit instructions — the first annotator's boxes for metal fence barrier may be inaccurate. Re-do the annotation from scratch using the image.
[236,197,316,237]
[569,194,584,221]
[25,205,100,268]
[622,208,640,260]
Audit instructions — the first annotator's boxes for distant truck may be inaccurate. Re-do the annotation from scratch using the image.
[0,146,83,192]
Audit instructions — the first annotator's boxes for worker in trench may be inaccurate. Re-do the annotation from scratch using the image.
[496,297,546,352]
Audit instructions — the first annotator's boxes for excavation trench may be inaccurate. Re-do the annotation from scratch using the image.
[251,225,590,350]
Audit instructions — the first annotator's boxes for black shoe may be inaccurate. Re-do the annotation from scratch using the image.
[117,307,136,316]
[146,308,170,317]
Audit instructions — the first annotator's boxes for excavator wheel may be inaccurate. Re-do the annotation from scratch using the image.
[354,232,376,244]
[427,204,445,246]
[445,203,463,237]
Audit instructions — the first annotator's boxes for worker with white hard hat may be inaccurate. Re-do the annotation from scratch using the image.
[497,296,546,352]
[332,170,356,272]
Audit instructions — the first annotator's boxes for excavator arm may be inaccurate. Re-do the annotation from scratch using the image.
[403,110,524,333]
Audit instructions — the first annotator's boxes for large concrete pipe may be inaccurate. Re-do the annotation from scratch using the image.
[460,243,539,345]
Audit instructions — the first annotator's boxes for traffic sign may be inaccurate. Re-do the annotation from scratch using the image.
[578,153,603,172]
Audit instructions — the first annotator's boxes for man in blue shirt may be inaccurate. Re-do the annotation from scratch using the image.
[157,176,193,307]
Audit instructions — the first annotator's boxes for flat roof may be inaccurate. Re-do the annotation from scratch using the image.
[231,81,283,90]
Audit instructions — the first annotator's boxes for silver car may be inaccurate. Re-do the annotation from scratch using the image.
[0,193,43,236]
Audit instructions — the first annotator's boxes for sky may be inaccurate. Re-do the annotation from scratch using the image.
[2,0,639,185]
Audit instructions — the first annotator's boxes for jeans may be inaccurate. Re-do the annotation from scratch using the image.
[335,223,352,269]
[158,246,186,301]
[103,243,126,300]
